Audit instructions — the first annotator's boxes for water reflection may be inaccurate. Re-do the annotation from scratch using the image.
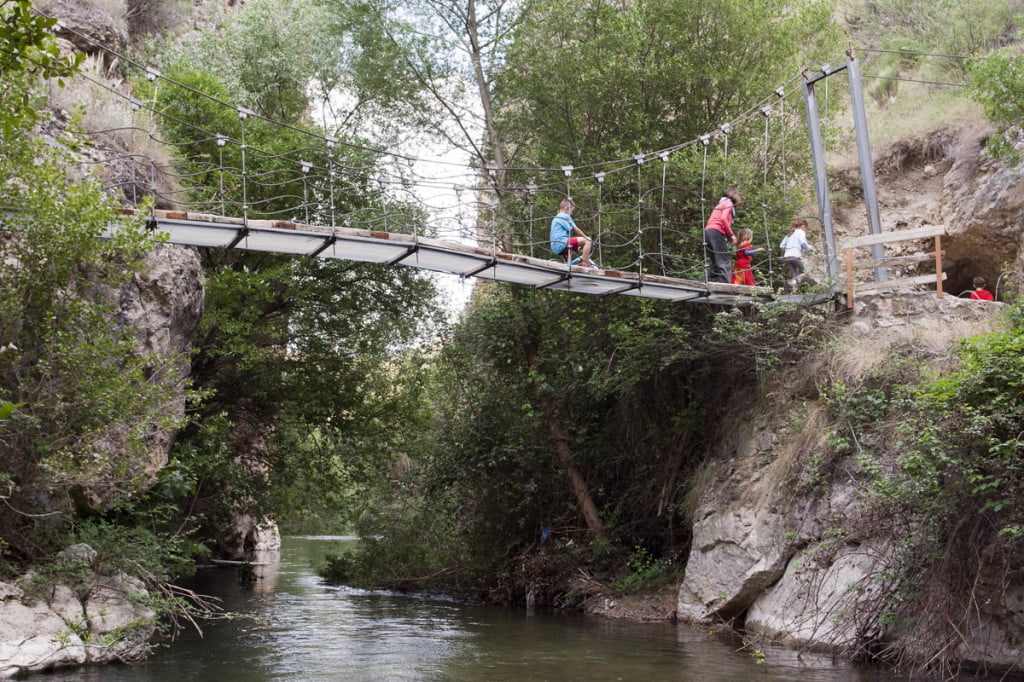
[44,536,983,681]
[250,548,280,594]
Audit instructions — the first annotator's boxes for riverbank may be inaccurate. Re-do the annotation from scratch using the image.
[582,585,679,623]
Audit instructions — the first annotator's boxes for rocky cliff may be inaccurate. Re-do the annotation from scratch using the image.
[678,126,1024,673]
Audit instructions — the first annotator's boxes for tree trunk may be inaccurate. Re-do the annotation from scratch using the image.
[543,401,605,536]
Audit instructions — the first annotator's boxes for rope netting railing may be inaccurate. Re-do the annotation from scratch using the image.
[47,13,846,289]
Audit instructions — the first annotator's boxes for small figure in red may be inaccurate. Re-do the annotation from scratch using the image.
[970,275,994,301]
[731,228,765,286]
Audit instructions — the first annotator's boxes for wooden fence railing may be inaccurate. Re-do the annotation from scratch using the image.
[841,224,946,308]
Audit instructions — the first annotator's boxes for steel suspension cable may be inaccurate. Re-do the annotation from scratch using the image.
[700,142,709,283]
[658,157,668,275]
[761,113,775,281]
[636,164,644,275]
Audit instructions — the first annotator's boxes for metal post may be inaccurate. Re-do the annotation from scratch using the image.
[802,72,838,281]
[846,49,887,281]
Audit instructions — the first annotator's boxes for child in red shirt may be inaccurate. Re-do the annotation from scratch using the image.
[731,228,764,286]
[970,276,994,301]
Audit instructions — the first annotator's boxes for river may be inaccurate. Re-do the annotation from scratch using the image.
[46,536,963,680]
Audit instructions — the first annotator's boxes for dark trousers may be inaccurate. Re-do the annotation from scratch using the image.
[780,256,805,280]
[703,229,731,283]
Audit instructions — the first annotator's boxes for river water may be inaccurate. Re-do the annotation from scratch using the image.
[48,536,956,680]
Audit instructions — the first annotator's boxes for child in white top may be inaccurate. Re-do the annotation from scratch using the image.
[779,218,813,286]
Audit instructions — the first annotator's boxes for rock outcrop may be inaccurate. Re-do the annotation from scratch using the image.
[677,294,1010,665]
[833,125,1022,298]
[679,130,1024,667]
[0,545,157,679]
[118,243,204,481]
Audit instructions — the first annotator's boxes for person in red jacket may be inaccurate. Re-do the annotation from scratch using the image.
[970,276,994,300]
[703,188,743,283]
[731,228,764,285]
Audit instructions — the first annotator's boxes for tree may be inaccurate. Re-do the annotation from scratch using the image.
[340,0,840,592]
[0,0,82,138]
[499,0,835,165]
[969,48,1024,163]
[0,1,189,566]
[327,0,533,211]
[147,0,445,538]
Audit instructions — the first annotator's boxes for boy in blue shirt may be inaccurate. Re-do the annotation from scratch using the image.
[549,198,596,267]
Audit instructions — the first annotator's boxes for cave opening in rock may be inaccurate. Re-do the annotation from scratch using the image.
[923,235,1015,301]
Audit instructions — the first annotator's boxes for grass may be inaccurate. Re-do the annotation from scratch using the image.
[827,75,984,165]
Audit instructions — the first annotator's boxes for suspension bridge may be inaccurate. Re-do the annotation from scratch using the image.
[128,208,772,304]
[48,12,956,307]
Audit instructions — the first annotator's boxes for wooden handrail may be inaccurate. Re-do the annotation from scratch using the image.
[843,225,946,308]
[841,224,945,249]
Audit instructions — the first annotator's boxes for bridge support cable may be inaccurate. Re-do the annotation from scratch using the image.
[238,108,251,222]
[658,154,668,276]
[528,189,536,259]
[595,174,605,267]
[846,49,887,283]
[699,138,710,283]
[636,164,644,277]
[760,107,776,283]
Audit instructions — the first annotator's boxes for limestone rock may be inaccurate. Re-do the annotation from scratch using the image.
[219,514,282,559]
[117,244,204,481]
[83,574,157,664]
[745,538,896,649]
[0,546,158,678]
[677,290,1009,667]
[42,0,129,56]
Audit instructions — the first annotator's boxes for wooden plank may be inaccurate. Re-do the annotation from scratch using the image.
[706,281,773,296]
[861,252,943,269]
[854,271,947,293]
[841,224,945,249]
[935,234,943,298]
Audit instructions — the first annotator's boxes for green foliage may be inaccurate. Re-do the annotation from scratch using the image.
[140,0,445,542]
[72,508,203,585]
[882,308,1024,535]
[846,0,1021,66]
[502,0,837,164]
[0,132,186,562]
[608,544,678,593]
[489,0,835,276]
[0,2,223,638]
[969,48,1024,163]
[349,284,834,595]
[0,0,83,138]
[817,304,1024,667]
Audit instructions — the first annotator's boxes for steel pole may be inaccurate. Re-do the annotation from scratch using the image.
[846,49,887,281]
[802,72,838,280]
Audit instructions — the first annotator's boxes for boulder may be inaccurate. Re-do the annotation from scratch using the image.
[83,574,157,664]
[0,545,158,678]
[42,0,129,56]
[745,538,896,649]
[0,585,87,678]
